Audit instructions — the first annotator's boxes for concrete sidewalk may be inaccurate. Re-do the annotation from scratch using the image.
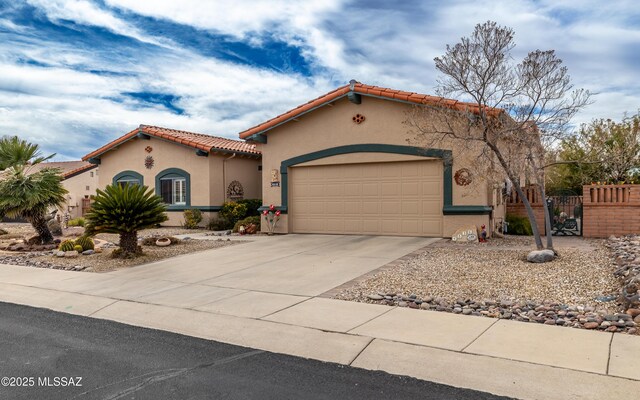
[0,235,638,399]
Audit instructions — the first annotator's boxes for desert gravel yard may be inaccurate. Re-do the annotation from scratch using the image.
[0,223,240,272]
[334,236,637,334]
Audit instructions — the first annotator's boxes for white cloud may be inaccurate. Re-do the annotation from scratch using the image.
[25,0,161,45]
[1,0,640,160]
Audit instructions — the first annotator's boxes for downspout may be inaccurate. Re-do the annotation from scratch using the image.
[222,153,237,202]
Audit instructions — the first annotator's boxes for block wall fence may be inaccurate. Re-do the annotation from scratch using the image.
[506,184,640,238]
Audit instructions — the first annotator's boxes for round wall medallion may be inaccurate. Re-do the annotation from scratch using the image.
[145,155,154,169]
[227,180,244,199]
[454,168,473,186]
[145,146,153,153]
[352,114,365,124]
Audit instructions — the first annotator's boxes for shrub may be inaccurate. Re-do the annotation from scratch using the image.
[206,217,231,231]
[218,202,248,227]
[58,239,75,251]
[233,215,261,233]
[236,199,262,216]
[75,236,94,251]
[73,244,83,252]
[182,209,203,229]
[67,218,85,227]
[505,214,533,236]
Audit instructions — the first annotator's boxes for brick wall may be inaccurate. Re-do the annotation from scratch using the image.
[582,185,640,238]
[506,185,546,234]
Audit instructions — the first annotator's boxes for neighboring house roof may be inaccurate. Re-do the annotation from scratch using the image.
[83,125,260,161]
[26,161,97,179]
[238,81,502,139]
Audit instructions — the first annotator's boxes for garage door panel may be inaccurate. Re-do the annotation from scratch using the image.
[362,220,380,232]
[362,201,380,214]
[290,160,443,236]
[401,201,419,215]
[325,201,344,214]
[422,181,441,194]
[380,182,400,196]
[402,182,419,196]
[362,183,378,196]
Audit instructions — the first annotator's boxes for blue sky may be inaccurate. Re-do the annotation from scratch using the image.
[0,0,639,160]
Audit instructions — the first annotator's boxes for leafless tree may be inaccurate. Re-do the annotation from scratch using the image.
[407,21,591,252]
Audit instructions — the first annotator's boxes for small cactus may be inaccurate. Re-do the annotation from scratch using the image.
[58,240,75,252]
[75,236,94,251]
[73,245,83,252]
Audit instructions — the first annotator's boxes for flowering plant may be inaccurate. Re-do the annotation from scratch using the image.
[262,204,281,234]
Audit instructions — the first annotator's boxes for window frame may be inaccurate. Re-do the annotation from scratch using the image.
[112,171,144,187]
[155,168,191,209]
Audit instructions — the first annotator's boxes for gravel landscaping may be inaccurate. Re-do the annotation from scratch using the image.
[335,235,639,334]
[0,223,240,272]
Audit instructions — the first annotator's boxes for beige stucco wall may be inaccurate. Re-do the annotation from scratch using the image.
[255,96,505,236]
[96,136,261,226]
[60,167,99,219]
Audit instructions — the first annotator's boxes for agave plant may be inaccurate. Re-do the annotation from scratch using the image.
[84,184,168,256]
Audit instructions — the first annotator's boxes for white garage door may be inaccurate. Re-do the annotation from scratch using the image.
[289,160,443,236]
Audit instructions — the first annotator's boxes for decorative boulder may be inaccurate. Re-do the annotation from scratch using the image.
[451,225,478,243]
[64,250,79,258]
[55,251,65,257]
[47,219,62,236]
[155,238,171,247]
[26,235,42,245]
[82,249,95,256]
[527,249,555,263]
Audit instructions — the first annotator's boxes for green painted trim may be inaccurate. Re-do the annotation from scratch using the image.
[443,205,493,215]
[155,168,191,209]
[137,132,151,140]
[164,206,222,212]
[279,144,453,211]
[195,149,209,157]
[112,170,144,186]
[87,157,101,165]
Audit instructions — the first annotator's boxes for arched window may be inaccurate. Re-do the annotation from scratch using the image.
[155,168,190,208]
[113,171,143,187]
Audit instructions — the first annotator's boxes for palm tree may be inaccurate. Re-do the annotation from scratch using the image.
[84,184,168,256]
[0,167,68,243]
[0,136,53,170]
[0,136,65,244]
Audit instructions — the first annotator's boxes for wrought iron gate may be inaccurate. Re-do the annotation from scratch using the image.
[547,190,583,236]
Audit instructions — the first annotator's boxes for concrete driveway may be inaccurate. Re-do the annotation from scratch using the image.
[29,234,437,318]
[111,234,436,296]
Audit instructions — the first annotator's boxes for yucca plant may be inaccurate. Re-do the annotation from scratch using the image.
[0,136,66,244]
[84,184,168,256]
[0,168,68,243]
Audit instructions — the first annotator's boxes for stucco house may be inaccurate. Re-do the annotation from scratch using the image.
[28,161,99,219]
[83,125,261,226]
[239,81,507,237]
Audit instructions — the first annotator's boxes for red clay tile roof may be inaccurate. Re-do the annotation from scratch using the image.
[26,161,96,179]
[238,81,502,139]
[83,125,260,161]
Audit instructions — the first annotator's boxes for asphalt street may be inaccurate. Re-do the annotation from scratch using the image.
[0,302,513,399]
